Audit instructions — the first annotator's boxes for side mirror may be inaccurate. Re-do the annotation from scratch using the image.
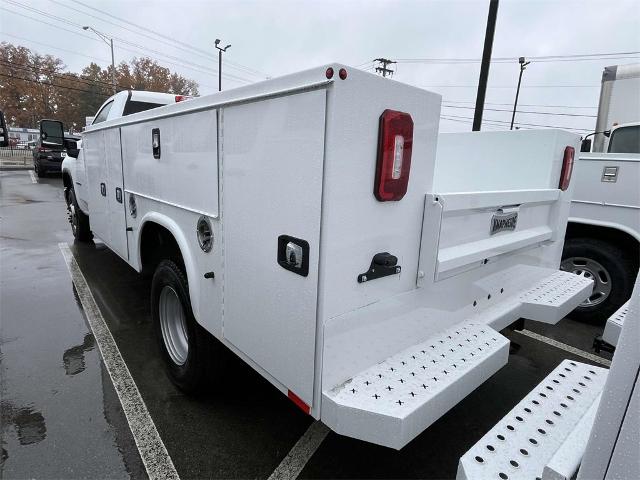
[580,138,592,152]
[64,138,79,158]
[40,119,65,148]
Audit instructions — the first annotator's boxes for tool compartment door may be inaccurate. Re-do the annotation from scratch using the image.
[222,90,326,406]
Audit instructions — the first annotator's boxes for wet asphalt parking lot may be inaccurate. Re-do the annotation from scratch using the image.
[0,169,613,479]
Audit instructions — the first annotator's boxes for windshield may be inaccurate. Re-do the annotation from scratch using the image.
[608,125,640,154]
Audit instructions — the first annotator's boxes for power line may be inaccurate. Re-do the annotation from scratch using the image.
[443,99,597,109]
[4,0,253,84]
[440,113,592,131]
[1,32,110,63]
[0,26,225,88]
[440,115,507,130]
[0,58,129,91]
[422,84,600,88]
[68,0,270,79]
[396,51,640,64]
[0,6,101,43]
[442,103,597,118]
[0,71,110,96]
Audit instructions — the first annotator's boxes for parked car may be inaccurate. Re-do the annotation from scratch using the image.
[32,124,77,177]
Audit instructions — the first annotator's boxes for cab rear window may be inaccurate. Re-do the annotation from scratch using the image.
[123,100,165,116]
[608,125,640,154]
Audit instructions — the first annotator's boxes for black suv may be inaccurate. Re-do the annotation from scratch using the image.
[33,134,79,177]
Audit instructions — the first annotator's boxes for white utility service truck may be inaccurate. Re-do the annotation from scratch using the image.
[56,64,593,449]
[561,64,640,323]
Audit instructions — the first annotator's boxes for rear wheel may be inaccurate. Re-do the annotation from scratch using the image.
[561,237,635,323]
[65,187,92,241]
[151,260,220,393]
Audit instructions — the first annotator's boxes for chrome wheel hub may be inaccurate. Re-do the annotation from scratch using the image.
[560,257,611,308]
[158,286,189,365]
[68,203,77,235]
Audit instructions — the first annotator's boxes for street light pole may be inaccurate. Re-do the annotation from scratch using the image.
[83,26,116,94]
[510,56,530,130]
[214,39,231,91]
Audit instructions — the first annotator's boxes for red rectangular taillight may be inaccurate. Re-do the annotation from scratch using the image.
[374,110,414,201]
[559,146,575,191]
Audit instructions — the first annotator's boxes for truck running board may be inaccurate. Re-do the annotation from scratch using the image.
[519,271,594,324]
[457,360,608,480]
[322,323,510,449]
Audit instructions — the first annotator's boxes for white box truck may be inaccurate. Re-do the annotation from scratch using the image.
[561,64,639,323]
[56,64,592,449]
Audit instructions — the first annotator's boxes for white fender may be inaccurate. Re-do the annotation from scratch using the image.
[136,211,202,323]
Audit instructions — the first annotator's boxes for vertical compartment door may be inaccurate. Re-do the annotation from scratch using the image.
[105,128,128,260]
[83,130,110,244]
[222,90,326,406]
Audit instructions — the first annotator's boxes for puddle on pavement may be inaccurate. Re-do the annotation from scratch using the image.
[0,401,47,448]
[62,333,96,376]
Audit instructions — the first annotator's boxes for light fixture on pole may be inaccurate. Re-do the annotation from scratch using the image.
[214,39,231,92]
[83,26,116,94]
[510,56,530,130]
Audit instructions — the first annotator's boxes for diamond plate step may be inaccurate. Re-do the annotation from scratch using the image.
[602,300,629,347]
[457,360,608,480]
[519,271,594,324]
[322,323,509,449]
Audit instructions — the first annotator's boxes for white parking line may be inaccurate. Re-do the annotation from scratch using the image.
[29,170,38,183]
[59,243,180,480]
[515,329,611,367]
[267,421,329,480]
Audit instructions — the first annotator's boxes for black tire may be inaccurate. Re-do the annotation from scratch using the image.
[561,237,636,323]
[151,260,219,394]
[34,160,46,178]
[66,188,93,242]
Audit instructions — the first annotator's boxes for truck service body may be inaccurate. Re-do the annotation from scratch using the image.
[60,64,591,449]
[562,64,640,323]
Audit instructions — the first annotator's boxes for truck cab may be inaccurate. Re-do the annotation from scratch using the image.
[62,90,189,224]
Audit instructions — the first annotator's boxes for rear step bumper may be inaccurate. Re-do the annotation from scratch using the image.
[602,300,629,347]
[321,269,594,449]
[457,360,608,480]
[323,323,510,449]
[519,271,594,324]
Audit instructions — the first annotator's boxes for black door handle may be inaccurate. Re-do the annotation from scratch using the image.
[100,182,106,196]
[115,187,122,203]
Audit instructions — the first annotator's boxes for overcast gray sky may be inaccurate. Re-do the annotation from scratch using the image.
[1,0,639,132]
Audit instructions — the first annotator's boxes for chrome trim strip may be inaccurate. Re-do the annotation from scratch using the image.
[572,199,640,210]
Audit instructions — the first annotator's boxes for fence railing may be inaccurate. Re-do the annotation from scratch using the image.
[0,147,33,166]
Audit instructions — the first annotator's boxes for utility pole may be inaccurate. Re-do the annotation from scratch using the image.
[374,58,396,78]
[472,0,499,131]
[83,26,116,94]
[510,56,530,130]
[215,39,231,91]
